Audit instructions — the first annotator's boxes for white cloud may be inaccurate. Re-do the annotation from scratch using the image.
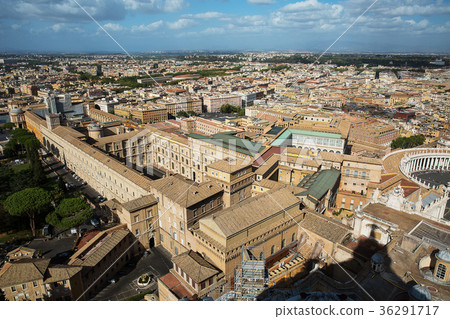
[123,0,187,13]
[131,20,164,32]
[181,11,230,19]
[47,23,84,33]
[51,23,65,32]
[103,23,125,32]
[167,18,197,30]
[201,27,226,35]
[0,0,186,22]
[345,0,450,17]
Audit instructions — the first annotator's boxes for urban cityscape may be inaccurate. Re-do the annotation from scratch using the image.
[0,0,449,314]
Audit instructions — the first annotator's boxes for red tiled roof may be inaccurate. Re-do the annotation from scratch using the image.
[159,273,195,300]
[76,230,101,250]
[253,146,281,167]
[380,173,397,183]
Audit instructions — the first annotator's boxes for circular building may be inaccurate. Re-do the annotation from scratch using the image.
[371,253,384,273]
[87,123,102,139]
[433,249,450,283]
[9,107,25,128]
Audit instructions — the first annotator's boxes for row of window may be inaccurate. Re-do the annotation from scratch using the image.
[344,169,368,178]
[268,233,296,256]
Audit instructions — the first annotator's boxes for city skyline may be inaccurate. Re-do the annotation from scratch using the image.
[1,0,450,53]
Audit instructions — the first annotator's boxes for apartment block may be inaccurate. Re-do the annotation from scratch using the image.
[349,120,399,146]
[206,158,255,208]
[203,94,242,113]
[0,259,83,301]
[150,175,224,257]
[158,250,225,301]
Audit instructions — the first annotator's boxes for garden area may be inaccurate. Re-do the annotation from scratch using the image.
[0,129,93,244]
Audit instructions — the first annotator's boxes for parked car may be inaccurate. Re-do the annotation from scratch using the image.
[97,195,106,203]
[90,218,100,228]
[43,224,51,237]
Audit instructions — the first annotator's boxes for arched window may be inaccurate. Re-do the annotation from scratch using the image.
[270,245,275,255]
[281,239,286,249]
[259,252,264,260]
[291,233,296,243]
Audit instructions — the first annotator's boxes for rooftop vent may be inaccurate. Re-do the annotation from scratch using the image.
[193,191,199,195]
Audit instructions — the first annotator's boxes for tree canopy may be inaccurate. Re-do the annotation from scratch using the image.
[220,104,245,116]
[2,122,15,130]
[46,197,93,230]
[4,187,52,237]
[391,134,426,149]
[177,110,189,117]
[4,129,45,184]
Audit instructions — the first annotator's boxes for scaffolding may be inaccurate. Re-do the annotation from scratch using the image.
[233,247,269,301]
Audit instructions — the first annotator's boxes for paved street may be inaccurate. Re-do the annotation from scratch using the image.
[91,246,172,301]
[27,236,76,261]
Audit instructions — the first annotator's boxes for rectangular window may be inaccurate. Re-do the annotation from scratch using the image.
[11,286,16,292]
[160,234,164,242]
[33,281,38,288]
[436,263,447,280]
[135,229,140,235]
[209,278,213,286]
[22,284,27,290]
[201,282,206,290]
[134,215,139,223]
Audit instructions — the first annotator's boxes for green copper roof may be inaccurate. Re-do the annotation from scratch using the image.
[296,169,341,203]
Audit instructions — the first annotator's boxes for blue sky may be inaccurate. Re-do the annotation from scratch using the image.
[0,0,449,53]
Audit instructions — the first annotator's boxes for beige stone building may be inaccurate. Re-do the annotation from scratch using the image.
[0,259,83,301]
[158,250,225,301]
[68,225,135,299]
[206,158,255,208]
[149,175,224,256]
[25,111,152,204]
[104,194,160,249]
[193,188,303,281]
[336,156,382,211]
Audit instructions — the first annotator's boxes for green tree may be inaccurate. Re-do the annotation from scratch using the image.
[2,122,15,130]
[4,188,52,237]
[391,134,426,149]
[177,111,189,117]
[187,111,197,116]
[46,197,94,230]
[0,166,13,199]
